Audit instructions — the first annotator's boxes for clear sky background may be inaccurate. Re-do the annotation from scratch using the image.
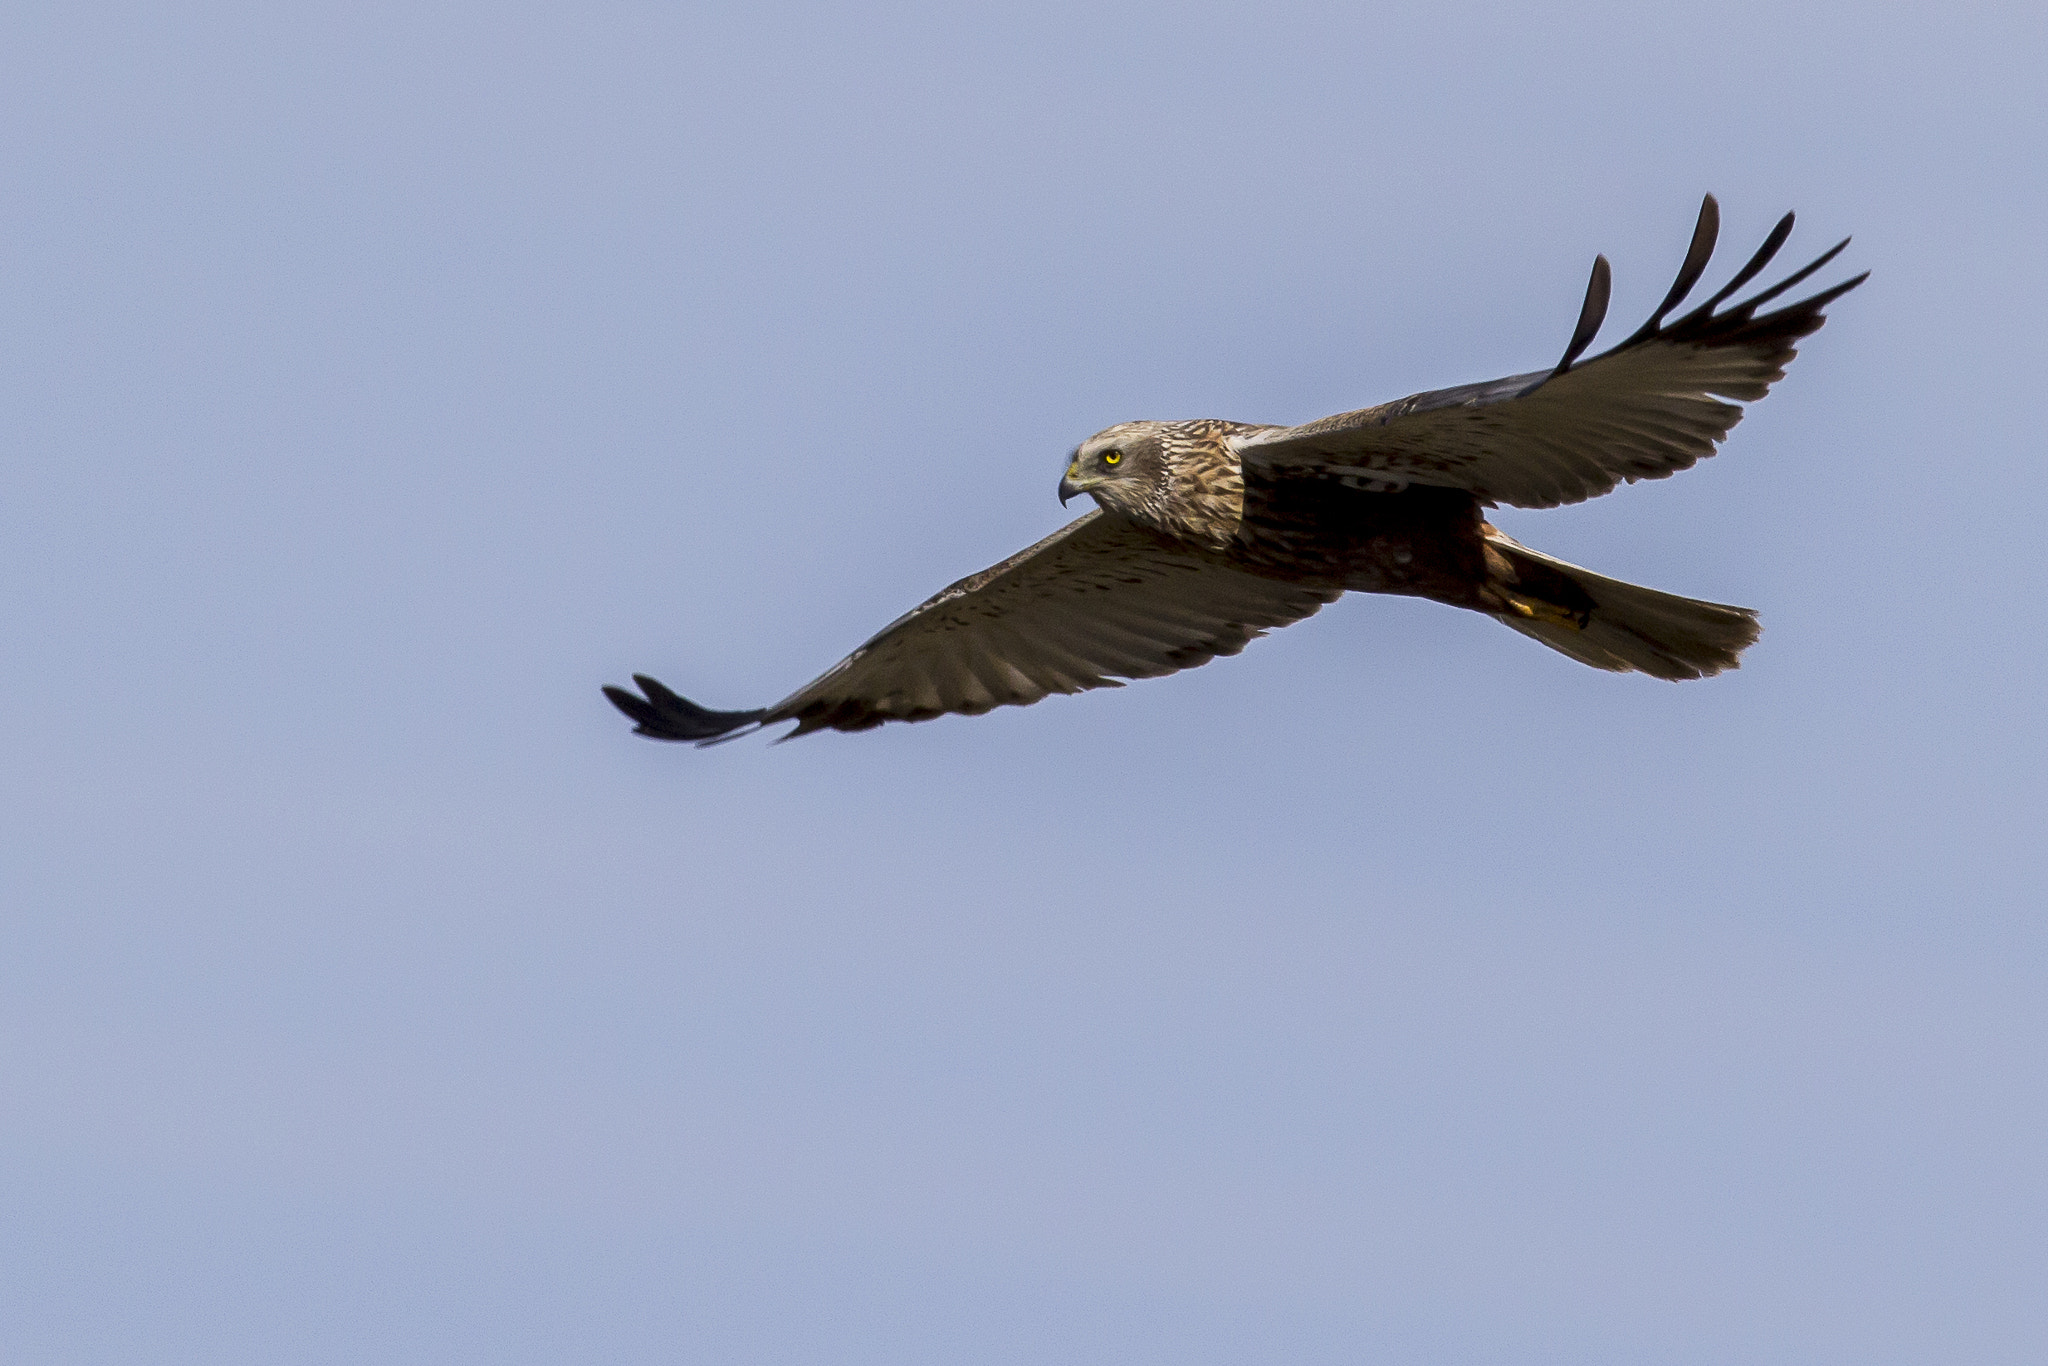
[4,3,2044,1362]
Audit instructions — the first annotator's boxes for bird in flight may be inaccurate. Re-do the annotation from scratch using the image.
[606,196,1863,744]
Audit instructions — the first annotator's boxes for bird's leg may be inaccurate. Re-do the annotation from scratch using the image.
[1498,591,1591,630]
[1482,529,1592,630]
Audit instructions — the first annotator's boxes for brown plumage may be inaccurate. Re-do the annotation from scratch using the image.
[606,196,1863,744]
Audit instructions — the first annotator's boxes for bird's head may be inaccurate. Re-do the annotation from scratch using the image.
[1058,418,1246,547]
[1058,421,1169,518]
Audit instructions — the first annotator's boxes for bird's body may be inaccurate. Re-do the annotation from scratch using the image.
[607,197,1864,744]
[1073,417,1496,608]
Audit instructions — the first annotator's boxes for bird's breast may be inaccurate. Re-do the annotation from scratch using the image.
[1230,476,1492,607]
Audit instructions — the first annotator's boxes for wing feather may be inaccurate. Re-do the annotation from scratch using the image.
[1237,196,1865,509]
[606,510,1340,742]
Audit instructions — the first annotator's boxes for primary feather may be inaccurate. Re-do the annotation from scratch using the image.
[1235,195,1867,509]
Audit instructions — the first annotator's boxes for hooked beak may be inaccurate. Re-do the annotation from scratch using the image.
[1058,462,1086,505]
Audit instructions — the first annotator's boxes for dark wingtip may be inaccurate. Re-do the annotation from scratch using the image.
[1799,268,1870,312]
[603,674,767,743]
[1682,209,1795,324]
[1621,193,1722,345]
[1727,236,1854,318]
[1570,206,1861,361]
[603,683,658,728]
[1554,254,1612,374]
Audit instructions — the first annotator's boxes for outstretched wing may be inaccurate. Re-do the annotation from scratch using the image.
[605,510,1341,743]
[1235,196,1867,509]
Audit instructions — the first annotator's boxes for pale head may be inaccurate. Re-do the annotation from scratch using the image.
[1056,419,1246,548]
[1057,421,1172,519]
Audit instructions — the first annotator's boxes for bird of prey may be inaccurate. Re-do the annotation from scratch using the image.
[606,196,1863,744]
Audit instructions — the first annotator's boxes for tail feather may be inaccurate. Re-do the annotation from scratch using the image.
[1485,532,1760,681]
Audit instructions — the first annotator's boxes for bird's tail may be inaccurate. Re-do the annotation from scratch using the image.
[1482,529,1760,680]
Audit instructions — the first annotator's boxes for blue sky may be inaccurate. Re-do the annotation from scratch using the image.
[4,3,2044,1362]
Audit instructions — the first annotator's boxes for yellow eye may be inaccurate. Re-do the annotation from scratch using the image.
[1102,449,1122,467]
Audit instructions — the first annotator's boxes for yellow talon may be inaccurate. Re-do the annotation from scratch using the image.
[1503,593,1589,630]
